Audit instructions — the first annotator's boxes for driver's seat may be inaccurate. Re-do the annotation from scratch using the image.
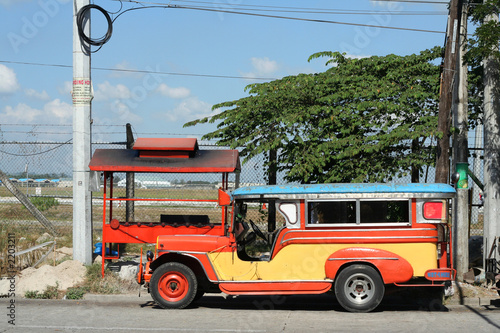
[237,232,257,261]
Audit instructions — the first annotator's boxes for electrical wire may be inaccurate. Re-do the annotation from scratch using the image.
[0,60,278,81]
[75,0,448,53]
[136,0,447,15]
[76,4,113,47]
[173,5,446,34]
[130,0,449,13]
[109,0,446,34]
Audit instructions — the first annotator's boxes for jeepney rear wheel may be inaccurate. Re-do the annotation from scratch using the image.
[150,262,198,309]
[334,264,384,313]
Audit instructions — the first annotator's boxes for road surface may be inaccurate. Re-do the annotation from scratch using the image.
[1,293,500,333]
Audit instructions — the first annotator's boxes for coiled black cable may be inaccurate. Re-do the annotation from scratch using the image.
[76,4,113,47]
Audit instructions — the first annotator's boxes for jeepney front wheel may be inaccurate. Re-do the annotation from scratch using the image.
[334,264,384,313]
[151,262,198,309]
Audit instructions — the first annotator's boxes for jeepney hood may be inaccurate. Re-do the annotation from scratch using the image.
[156,234,230,252]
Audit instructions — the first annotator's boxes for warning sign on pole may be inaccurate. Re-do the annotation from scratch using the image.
[72,78,93,105]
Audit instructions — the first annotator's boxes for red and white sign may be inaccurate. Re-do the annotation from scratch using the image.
[72,78,93,105]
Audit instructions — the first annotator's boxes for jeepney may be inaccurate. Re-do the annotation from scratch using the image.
[137,183,455,313]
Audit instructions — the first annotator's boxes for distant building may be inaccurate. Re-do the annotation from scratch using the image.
[117,179,172,189]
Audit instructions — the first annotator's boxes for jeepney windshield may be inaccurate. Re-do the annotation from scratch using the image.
[232,198,286,261]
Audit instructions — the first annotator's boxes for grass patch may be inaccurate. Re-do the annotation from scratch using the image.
[65,286,86,300]
[28,197,59,212]
[24,282,60,299]
[80,263,136,295]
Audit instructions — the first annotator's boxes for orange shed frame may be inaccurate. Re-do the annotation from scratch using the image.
[89,138,240,275]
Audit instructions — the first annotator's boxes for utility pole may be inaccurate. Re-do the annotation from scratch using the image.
[435,0,463,183]
[126,123,135,223]
[72,0,93,265]
[483,9,500,272]
[452,2,469,280]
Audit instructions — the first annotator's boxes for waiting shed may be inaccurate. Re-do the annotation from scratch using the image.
[88,138,240,272]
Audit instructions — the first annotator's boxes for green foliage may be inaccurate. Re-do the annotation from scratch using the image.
[185,48,444,183]
[83,263,124,294]
[65,286,86,300]
[29,197,59,212]
[465,0,500,68]
[24,282,59,299]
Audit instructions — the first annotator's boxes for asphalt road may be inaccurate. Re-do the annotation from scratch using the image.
[1,293,500,333]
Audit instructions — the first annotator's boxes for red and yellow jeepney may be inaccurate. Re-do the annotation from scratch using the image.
[89,139,455,313]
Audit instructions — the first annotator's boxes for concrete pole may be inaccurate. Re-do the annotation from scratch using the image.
[452,4,469,279]
[483,10,500,270]
[72,0,93,265]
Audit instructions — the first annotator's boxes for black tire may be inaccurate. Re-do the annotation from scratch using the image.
[193,289,205,302]
[150,262,198,309]
[334,264,385,313]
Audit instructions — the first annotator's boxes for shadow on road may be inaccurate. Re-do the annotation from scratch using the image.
[140,288,451,313]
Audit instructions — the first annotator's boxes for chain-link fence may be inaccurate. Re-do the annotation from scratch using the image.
[0,124,485,274]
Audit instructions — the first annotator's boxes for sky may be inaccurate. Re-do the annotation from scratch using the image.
[0,0,451,144]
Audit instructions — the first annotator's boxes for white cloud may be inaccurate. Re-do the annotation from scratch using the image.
[1,99,72,124]
[157,83,190,99]
[110,61,143,78]
[111,101,143,123]
[2,103,42,122]
[240,57,279,80]
[44,99,72,123]
[0,0,30,7]
[94,81,131,101]
[25,88,50,101]
[163,97,213,122]
[0,64,20,95]
[58,81,72,96]
[251,57,278,75]
[370,0,403,11]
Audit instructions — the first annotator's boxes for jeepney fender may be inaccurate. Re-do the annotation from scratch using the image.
[147,251,220,283]
[325,247,414,284]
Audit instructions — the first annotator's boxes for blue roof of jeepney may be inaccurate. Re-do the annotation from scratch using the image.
[232,183,456,197]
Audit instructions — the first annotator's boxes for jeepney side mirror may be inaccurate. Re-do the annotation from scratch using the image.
[451,172,460,186]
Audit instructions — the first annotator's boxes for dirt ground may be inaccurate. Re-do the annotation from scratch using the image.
[14,259,86,295]
[450,280,499,300]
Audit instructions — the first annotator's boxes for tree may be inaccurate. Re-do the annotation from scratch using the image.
[465,0,500,265]
[465,0,500,68]
[185,48,443,184]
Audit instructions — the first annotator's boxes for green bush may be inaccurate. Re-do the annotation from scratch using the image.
[24,282,59,299]
[83,263,123,294]
[65,286,86,300]
[29,197,59,212]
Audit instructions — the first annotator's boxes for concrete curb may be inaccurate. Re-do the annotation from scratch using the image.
[445,297,500,307]
[79,293,500,309]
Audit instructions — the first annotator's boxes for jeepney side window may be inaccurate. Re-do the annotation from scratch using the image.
[278,202,299,229]
[307,199,410,225]
[308,201,356,224]
[359,200,410,223]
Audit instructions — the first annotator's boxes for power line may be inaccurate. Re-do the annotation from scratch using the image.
[370,0,449,3]
[0,60,277,80]
[164,0,448,15]
[172,5,446,34]
[111,0,446,34]
[136,0,449,12]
